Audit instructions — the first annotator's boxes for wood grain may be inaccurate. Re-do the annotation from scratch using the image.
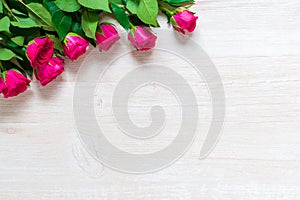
[1,0,300,199]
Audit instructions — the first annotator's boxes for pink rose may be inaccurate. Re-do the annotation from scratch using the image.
[128,26,157,51]
[96,23,120,51]
[26,37,54,68]
[171,8,198,34]
[0,77,5,94]
[63,33,89,61]
[1,69,31,98]
[35,57,64,86]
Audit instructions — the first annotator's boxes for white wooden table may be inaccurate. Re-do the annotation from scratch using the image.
[1,0,300,199]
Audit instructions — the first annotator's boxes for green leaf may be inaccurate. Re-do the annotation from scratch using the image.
[26,3,54,28]
[0,17,10,33]
[52,11,73,40]
[78,0,111,12]
[129,15,148,26]
[54,0,81,12]
[11,9,27,16]
[81,10,99,39]
[126,0,139,14]
[15,55,23,60]
[0,48,16,61]
[42,0,72,40]
[11,36,25,46]
[24,0,44,4]
[43,0,60,14]
[137,0,158,26]
[71,21,85,37]
[110,3,130,30]
[109,0,123,4]
[162,0,194,4]
[10,17,39,28]
[47,34,63,51]
[0,0,3,13]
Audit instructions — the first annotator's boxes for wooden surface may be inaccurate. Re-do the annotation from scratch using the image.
[1,0,300,199]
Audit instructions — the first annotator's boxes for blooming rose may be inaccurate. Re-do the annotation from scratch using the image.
[26,37,54,68]
[96,23,120,51]
[35,57,64,86]
[63,33,89,61]
[171,8,198,34]
[128,26,157,51]
[1,69,31,98]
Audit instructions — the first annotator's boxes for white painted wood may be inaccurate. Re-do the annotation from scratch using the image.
[1,0,300,199]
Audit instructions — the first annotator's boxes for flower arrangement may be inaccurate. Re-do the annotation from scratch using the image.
[0,0,198,98]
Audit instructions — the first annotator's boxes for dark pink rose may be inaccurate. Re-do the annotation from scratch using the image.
[35,57,64,86]
[171,8,198,34]
[0,77,5,94]
[128,26,157,51]
[1,69,31,98]
[26,37,54,68]
[96,23,120,51]
[63,33,89,61]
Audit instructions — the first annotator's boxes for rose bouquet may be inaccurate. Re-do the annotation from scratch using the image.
[0,0,198,98]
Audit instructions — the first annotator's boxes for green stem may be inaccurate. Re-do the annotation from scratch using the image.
[158,5,174,18]
[18,0,49,25]
[2,0,20,22]
[129,22,136,29]
[0,61,5,72]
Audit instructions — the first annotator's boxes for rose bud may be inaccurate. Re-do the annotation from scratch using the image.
[26,37,54,68]
[96,23,120,51]
[35,57,64,86]
[171,8,198,34]
[1,69,31,98]
[128,26,157,51]
[63,33,89,61]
